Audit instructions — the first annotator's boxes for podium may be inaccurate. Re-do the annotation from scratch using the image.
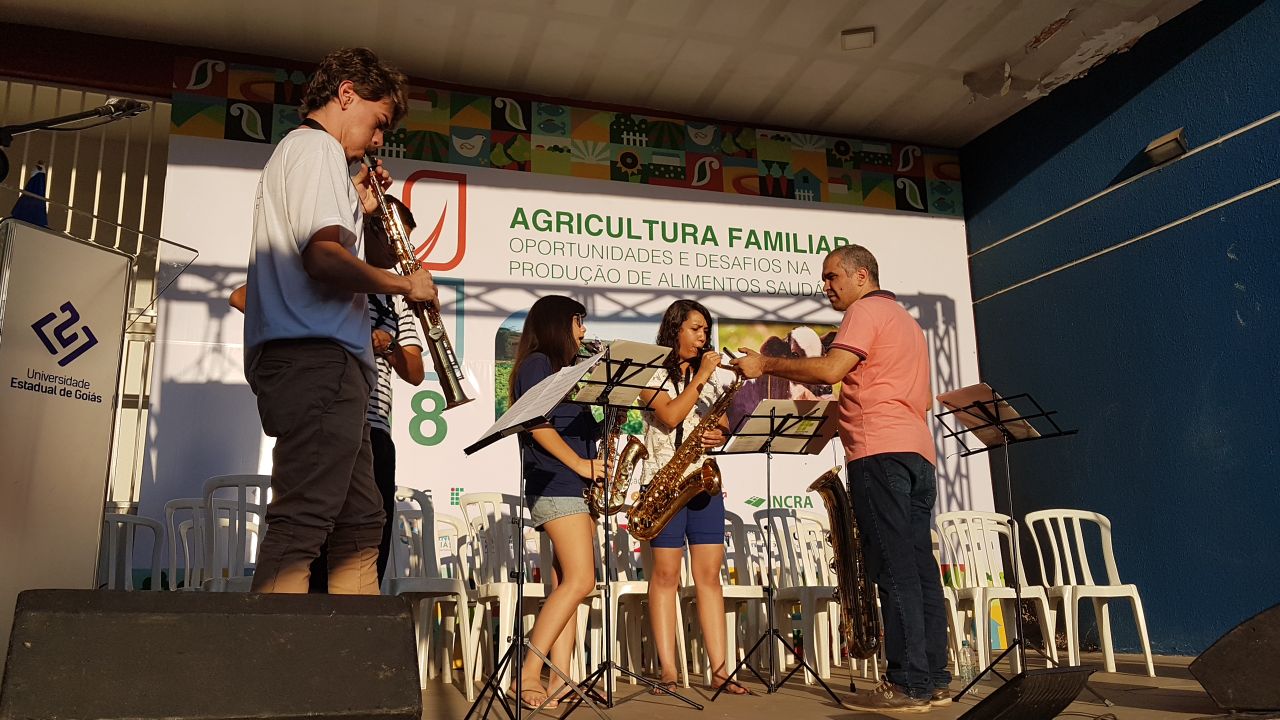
[0,216,196,674]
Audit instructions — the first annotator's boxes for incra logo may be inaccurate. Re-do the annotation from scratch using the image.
[402,170,467,271]
[32,301,97,367]
[743,495,814,509]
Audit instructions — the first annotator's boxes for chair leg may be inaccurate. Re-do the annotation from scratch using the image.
[1035,597,1057,665]
[973,599,990,670]
[1093,598,1116,673]
[1129,594,1156,678]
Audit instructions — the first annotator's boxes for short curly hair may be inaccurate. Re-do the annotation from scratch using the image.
[300,47,408,125]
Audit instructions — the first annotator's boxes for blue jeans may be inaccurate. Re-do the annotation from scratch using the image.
[847,452,951,699]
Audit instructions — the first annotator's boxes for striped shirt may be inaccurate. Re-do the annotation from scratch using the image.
[367,294,422,434]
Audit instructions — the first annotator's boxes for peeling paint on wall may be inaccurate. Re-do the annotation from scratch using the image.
[1025,16,1161,100]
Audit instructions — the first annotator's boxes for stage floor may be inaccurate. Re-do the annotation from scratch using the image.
[426,653,1225,720]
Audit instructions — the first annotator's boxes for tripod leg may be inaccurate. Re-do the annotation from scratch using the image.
[712,626,772,700]
[464,641,518,720]
[773,632,842,706]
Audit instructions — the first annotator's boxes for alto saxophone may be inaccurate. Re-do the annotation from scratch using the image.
[364,155,475,410]
[808,466,881,660]
[586,407,648,515]
[626,372,742,541]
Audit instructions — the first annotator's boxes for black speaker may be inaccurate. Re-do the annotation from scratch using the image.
[958,667,1094,720]
[1190,603,1280,711]
[1,589,421,720]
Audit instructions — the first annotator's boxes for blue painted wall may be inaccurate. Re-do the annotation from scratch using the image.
[961,0,1279,654]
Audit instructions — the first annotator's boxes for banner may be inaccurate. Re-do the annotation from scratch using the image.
[152,136,990,543]
[0,219,132,670]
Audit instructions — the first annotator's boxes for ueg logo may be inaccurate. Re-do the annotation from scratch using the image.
[401,169,467,271]
[32,301,98,367]
[744,495,814,509]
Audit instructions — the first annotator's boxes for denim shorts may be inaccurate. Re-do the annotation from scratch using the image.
[529,495,590,529]
[649,491,725,548]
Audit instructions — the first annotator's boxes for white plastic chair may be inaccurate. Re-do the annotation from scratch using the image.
[1024,509,1155,676]
[164,498,207,590]
[935,511,1058,673]
[385,487,481,700]
[681,509,765,686]
[458,492,547,693]
[100,513,164,590]
[598,515,685,691]
[755,508,836,683]
[200,474,270,592]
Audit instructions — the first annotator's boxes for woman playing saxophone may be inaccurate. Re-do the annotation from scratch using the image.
[636,300,750,696]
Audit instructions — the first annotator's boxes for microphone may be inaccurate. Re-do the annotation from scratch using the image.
[95,98,149,118]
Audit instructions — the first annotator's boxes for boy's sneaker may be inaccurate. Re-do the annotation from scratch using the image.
[842,680,931,714]
[929,688,953,707]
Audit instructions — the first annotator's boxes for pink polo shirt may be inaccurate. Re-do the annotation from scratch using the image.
[830,290,936,465]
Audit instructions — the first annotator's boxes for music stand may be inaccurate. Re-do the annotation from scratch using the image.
[935,383,1110,711]
[709,399,843,704]
[558,341,704,715]
[461,350,610,720]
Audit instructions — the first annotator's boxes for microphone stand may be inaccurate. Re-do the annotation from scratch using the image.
[1,100,149,183]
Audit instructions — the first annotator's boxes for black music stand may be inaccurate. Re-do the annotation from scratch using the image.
[558,341,704,715]
[709,399,843,704]
[462,352,610,720]
[935,383,1110,714]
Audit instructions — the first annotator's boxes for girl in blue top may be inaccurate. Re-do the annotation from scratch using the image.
[510,295,603,708]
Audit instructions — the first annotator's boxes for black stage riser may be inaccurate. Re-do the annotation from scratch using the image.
[0,589,421,720]
[1190,602,1280,712]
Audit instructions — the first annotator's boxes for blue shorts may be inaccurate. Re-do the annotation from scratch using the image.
[648,491,725,549]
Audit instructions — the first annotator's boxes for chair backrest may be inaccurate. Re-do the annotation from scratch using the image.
[435,513,472,582]
[458,492,529,585]
[163,498,205,589]
[100,514,164,590]
[601,513,642,583]
[393,487,439,572]
[723,510,761,587]
[935,510,1034,590]
[201,474,270,583]
[1024,509,1123,587]
[754,508,830,589]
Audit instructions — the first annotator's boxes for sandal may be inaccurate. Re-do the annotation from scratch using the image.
[649,679,680,696]
[710,678,754,696]
[516,688,552,710]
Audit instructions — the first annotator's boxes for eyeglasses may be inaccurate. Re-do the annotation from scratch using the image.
[572,313,587,326]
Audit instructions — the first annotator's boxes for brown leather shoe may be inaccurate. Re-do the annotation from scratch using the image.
[842,680,931,713]
[930,688,953,707]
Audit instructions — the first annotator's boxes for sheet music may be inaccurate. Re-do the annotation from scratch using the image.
[722,399,837,455]
[572,339,669,407]
[937,382,1040,446]
[471,350,604,448]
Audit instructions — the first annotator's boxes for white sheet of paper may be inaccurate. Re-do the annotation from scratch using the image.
[937,382,1040,447]
[572,339,669,407]
[722,399,837,455]
[472,350,605,446]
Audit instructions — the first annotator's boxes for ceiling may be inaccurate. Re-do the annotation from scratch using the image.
[6,0,1198,147]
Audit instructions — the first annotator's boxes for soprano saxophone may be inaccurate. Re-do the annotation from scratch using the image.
[364,155,474,410]
[808,466,881,660]
[626,372,742,541]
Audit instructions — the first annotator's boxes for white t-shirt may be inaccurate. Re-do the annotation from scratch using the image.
[243,127,375,383]
[639,365,737,485]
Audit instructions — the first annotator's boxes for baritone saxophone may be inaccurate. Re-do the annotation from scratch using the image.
[808,466,881,660]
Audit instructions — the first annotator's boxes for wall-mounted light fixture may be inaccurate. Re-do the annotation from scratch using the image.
[1143,127,1188,166]
[840,26,876,51]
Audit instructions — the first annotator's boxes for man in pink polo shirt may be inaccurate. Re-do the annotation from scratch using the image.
[733,245,948,713]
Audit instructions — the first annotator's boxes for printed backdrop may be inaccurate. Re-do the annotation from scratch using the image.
[145,57,990,555]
